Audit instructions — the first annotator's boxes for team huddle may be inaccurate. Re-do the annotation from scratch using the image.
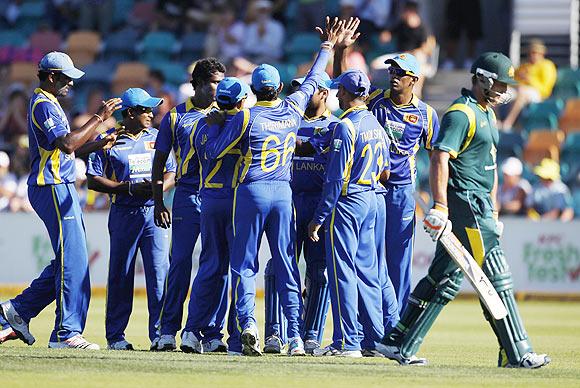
[0,17,551,368]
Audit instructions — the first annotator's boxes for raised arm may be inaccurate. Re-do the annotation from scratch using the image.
[319,17,360,78]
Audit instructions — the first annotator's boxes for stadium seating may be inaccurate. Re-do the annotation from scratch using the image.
[0,30,27,47]
[67,31,101,68]
[102,28,139,63]
[520,98,564,132]
[498,131,526,160]
[560,132,580,184]
[558,98,580,134]
[138,31,179,63]
[551,68,580,100]
[8,62,38,88]
[129,1,157,28]
[112,62,149,94]
[146,61,187,86]
[29,30,62,55]
[572,187,580,218]
[180,31,206,63]
[523,130,565,165]
[17,1,46,36]
[286,33,320,64]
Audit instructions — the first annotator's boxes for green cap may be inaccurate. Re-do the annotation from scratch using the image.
[470,52,517,85]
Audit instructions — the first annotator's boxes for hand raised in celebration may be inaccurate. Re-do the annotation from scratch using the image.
[97,98,122,121]
[336,17,361,49]
[315,16,344,46]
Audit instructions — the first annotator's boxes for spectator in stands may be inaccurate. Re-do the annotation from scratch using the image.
[204,7,245,62]
[240,0,285,63]
[498,157,531,216]
[501,40,558,130]
[0,151,17,212]
[78,0,113,35]
[295,0,326,33]
[371,0,436,97]
[47,0,77,34]
[527,158,574,221]
[1,0,21,27]
[147,70,176,128]
[340,0,395,51]
[0,86,28,145]
[441,0,483,70]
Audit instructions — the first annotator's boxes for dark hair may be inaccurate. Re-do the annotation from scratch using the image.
[217,101,239,111]
[252,86,279,101]
[37,70,50,82]
[121,109,129,118]
[191,57,226,88]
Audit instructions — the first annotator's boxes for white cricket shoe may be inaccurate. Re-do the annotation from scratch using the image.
[155,334,176,351]
[263,335,283,354]
[203,338,227,353]
[506,352,551,369]
[287,337,306,356]
[375,343,428,365]
[180,331,203,354]
[107,340,134,350]
[48,334,100,350]
[241,324,262,356]
[0,301,35,345]
[150,337,160,351]
[312,345,362,358]
[304,339,320,355]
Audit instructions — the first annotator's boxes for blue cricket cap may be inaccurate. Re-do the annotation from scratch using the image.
[330,69,371,97]
[121,88,163,109]
[38,51,84,79]
[291,72,333,90]
[385,53,421,77]
[216,77,250,105]
[252,64,281,91]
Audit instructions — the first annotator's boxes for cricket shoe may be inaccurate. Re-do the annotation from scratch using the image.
[203,338,227,353]
[107,340,134,350]
[312,345,362,358]
[361,349,386,358]
[241,324,262,356]
[180,331,203,354]
[263,335,283,354]
[227,350,243,356]
[506,352,551,369]
[375,343,428,365]
[154,334,176,351]
[48,335,100,350]
[0,327,17,344]
[0,301,35,345]
[287,337,306,356]
[304,339,320,355]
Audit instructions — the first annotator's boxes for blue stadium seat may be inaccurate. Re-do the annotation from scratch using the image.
[103,28,139,63]
[560,133,580,184]
[147,61,187,86]
[17,2,46,36]
[138,31,179,62]
[180,31,206,62]
[286,33,320,64]
[521,99,564,132]
[113,0,135,27]
[271,62,298,87]
[551,68,580,100]
[0,30,27,47]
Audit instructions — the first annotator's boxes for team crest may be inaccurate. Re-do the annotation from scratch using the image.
[332,139,343,151]
[403,113,419,124]
[399,54,407,59]
[43,117,56,130]
[145,141,155,150]
[508,66,515,78]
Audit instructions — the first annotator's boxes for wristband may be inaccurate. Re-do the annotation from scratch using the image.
[433,201,448,214]
[321,41,334,50]
[93,113,104,123]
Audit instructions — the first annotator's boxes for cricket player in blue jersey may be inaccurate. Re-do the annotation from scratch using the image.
[204,18,344,356]
[308,69,390,357]
[263,73,338,355]
[180,77,250,354]
[0,52,121,349]
[86,88,176,350]
[334,21,440,314]
[151,58,225,351]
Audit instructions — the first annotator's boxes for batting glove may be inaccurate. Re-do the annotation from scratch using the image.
[423,205,450,242]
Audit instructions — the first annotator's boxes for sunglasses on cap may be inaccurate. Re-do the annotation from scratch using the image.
[388,67,416,78]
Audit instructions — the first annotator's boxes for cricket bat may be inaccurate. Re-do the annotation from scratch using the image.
[414,193,508,320]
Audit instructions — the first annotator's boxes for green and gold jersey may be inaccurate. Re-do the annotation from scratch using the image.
[433,88,498,192]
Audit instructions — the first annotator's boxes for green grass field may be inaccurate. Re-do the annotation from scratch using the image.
[1,293,579,388]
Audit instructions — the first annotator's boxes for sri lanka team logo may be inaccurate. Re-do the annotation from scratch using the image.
[403,113,419,124]
[145,141,155,150]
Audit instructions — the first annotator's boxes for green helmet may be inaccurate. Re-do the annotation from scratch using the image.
[470,52,517,85]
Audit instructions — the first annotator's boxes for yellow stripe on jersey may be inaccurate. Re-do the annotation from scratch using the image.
[340,118,357,196]
[229,149,243,188]
[181,120,200,175]
[446,103,476,157]
[254,99,282,108]
[425,105,434,149]
[367,88,383,102]
[217,109,251,159]
[50,148,62,184]
[287,100,304,117]
[339,105,367,119]
[239,146,253,183]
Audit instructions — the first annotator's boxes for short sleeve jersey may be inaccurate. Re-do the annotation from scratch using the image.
[192,113,243,199]
[27,88,76,186]
[367,87,439,186]
[432,88,499,192]
[87,125,176,207]
[291,110,339,194]
[155,98,213,190]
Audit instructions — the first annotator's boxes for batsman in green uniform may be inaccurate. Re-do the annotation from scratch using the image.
[377,52,551,369]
